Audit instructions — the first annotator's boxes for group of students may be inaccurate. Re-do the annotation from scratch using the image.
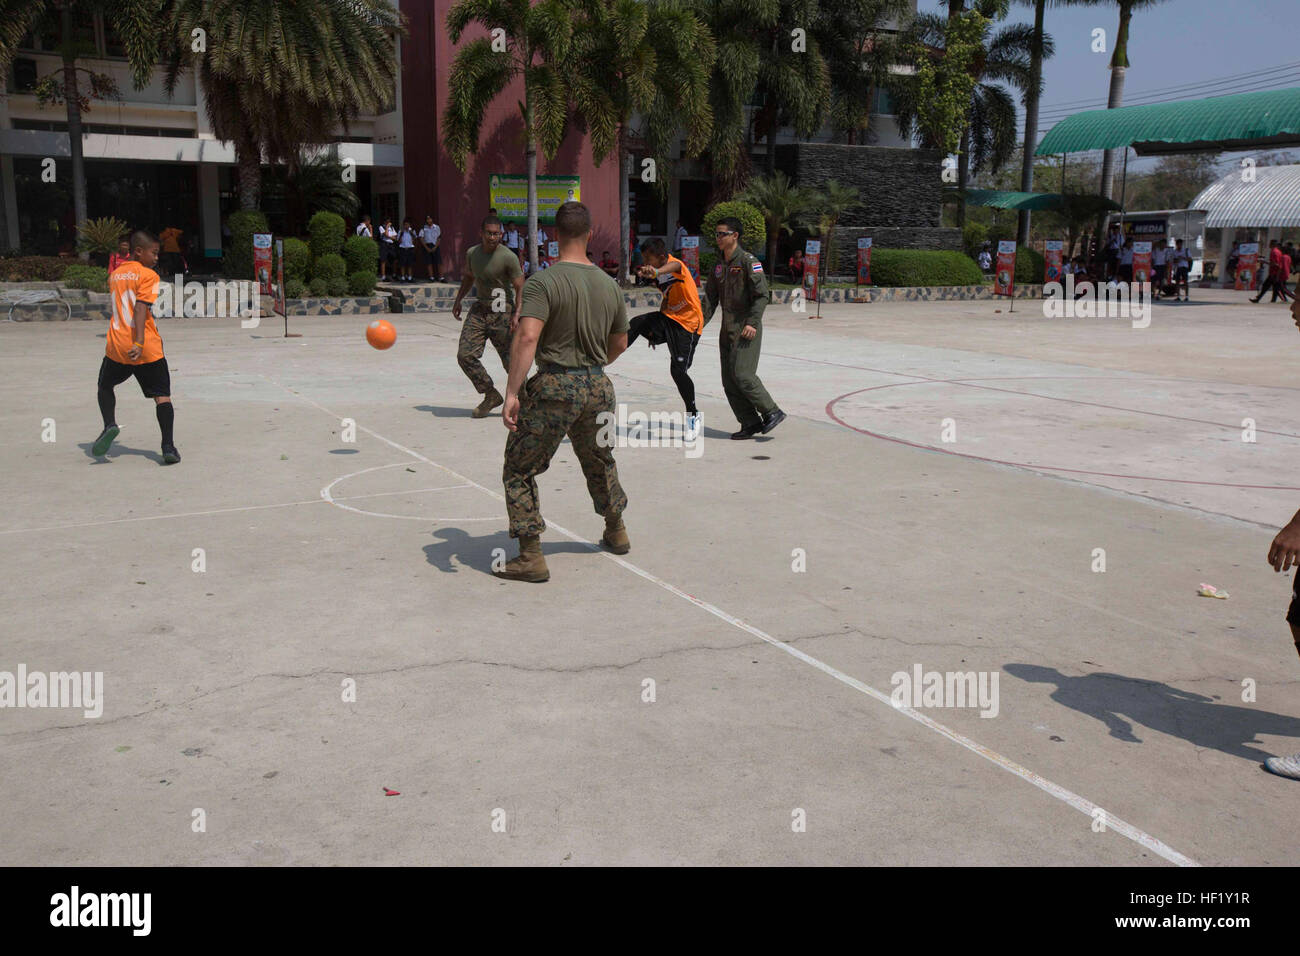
[355,214,447,283]
[1100,224,1194,299]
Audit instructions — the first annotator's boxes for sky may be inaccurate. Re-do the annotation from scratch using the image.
[930,0,1300,173]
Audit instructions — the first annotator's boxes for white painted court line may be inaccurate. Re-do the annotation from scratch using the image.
[266,375,1201,867]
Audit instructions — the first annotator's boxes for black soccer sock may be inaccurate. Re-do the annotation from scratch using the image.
[670,361,696,414]
[98,386,116,429]
[156,402,175,446]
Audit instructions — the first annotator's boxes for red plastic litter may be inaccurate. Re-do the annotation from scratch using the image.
[383,788,400,796]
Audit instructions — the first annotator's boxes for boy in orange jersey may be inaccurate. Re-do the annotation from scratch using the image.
[92,230,180,464]
[632,237,704,434]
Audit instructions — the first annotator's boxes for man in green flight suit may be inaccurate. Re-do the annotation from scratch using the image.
[703,217,786,439]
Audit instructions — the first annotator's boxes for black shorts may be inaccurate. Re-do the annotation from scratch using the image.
[1153,264,1167,284]
[629,311,700,369]
[422,245,441,267]
[379,242,396,262]
[98,355,170,398]
[1175,266,1190,280]
[1119,263,1133,283]
[398,246,415,267]
[1287,574,1300,627]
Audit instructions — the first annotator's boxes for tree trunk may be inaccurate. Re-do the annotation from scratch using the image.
[956,126,970,229]
[1017,0,1046,246]
[61,4,88,260]
[619,126,631,286]
[524,76,539,274]
[237,145,261,210]
[766,216,778,274]
[1098,5,1131,201]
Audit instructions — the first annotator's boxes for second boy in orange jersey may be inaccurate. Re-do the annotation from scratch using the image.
[92,230,180,464]
[632,238,704,433]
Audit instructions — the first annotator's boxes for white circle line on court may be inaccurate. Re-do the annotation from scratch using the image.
[266,375,1201,868]
[320,462,497,522]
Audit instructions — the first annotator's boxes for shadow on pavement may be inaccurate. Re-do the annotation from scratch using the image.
[78,441,163,465]
[1004,662,1300,762]
[424,526,597,575]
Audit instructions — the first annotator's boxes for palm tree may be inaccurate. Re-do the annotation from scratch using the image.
[688,0,778,199]
[165,0,401,212]
[1014,0,1050,245]
[814,0,913,145]
[802,179,860,276]
[751,0,832,176]
[894,2,1042,228]
[0,0,168,245]
[568,0,715,283]
[443,0,575,274]
[739,171,817,272]
[262,151,362,237]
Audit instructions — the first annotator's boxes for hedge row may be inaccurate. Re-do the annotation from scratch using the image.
[867,249,985,287]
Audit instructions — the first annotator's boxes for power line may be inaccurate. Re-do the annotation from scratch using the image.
[1032,71,1300,124]
[1035,60,1300,112]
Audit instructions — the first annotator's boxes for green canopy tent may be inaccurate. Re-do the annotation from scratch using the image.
[954,189,1122,212]
[1032,88,1300,240]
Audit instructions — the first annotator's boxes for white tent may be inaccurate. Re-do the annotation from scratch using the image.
[1190,164,1300,281]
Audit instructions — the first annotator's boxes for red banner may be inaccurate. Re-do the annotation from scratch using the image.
[1234,242,1259,291]
[1044,240,1063,284]
[253,233,273,296]
[1131,241,1152,287]
[993,240,1016,296]
[856,237,872,285]
[680,236,701,285]
[543,240,558,268]
[803,239,822,303]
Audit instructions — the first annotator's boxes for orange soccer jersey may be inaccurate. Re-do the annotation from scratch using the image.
[659,254,704,335]
[106,261,163,364]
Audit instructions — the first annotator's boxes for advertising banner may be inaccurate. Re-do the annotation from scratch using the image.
[680,236,700,284]
[993,240,1017,296]
[488,174,580,225]
[543,240,559,268]
[1234,242,1259,291]
[1044,240,1064,284]
[253,233,273,296]
[804,239,822,302]
[856,237,873,285]
[1132,241,1152,286]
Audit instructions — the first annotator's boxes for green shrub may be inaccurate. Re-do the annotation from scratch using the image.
[281,238,311,281]
[309,276,330,297]
[962,221,988,257]
[224,210,270,279]
[0,256,75,281]
[61,264,109,292]
[343,234,379,276]
[313,252,346,283]
[699,200,767,277]
[1015,245,1045,285]
[326,274,348,296]
[868,249,985,287]
[308,211,346,261]
[284,277,307,299]
[347,270,378,297]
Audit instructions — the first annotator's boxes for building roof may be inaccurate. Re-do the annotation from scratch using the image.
[956,189,1121,212]
[1189,164,1300,228]
[1035,88,1300,157]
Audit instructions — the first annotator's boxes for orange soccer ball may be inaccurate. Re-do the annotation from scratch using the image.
[366,319,396,350]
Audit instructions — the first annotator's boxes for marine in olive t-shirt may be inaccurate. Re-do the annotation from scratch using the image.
[467,242,523,310]
[519,261,629,367]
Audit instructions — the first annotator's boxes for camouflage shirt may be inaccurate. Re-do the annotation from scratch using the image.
[703,244,770,329]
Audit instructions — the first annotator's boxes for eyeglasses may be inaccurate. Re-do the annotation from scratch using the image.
[714,231,734,238]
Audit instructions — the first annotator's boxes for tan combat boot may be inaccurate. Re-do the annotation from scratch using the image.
[601,516,630,554]
[495,534,549,582]
[472,387,504,418]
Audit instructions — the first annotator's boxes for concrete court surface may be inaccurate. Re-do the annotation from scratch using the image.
[0,287,1297,866]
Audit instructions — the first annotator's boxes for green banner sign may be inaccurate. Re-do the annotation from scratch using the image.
[489,174,581,225]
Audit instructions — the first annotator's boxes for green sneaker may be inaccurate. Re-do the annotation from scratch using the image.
[92,425,119,457]
[161,444,181,465]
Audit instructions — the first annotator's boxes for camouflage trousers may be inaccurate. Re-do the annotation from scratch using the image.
[503,367,627,538]
[457,303,512,394]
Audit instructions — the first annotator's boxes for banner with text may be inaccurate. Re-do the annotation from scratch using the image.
[804,240,822,302]
[1044,240,1064,285]
[856,237,873,285]
[1234,242,1259,291]
[993,240,1016,296]
[253,233,273,296]
[680,236,700,284]
[489,174,581,226]
[1132,241,1152,287]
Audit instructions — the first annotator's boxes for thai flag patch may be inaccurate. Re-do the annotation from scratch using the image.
[751,261,763,274]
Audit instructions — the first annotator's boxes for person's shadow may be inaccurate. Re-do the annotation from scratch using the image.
[1004,663,1300,762]
[424,527,597,576]
[78,441,163,465]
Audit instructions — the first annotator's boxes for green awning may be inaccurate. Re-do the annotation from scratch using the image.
[952,189,1121,211]
[1035,87,1300,157]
